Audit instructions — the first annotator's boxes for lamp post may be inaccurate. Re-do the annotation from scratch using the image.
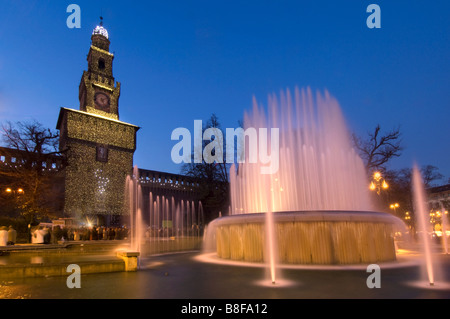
[369,171,389,195]
[5,187,26,241]
[390,203,399,215]
[404,211,411,229]
[5,187,24,195]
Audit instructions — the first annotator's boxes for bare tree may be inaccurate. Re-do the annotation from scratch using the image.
[181,114,230,221]
[421,165,444,188]
[1,120,65,222]
[352,124,403,173]
[2,120,60,155]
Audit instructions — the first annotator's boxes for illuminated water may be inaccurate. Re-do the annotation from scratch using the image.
[205,87,404,284]
[126,165,144,253]
[2,251,449,299]
[229,87,371,214]
[127,166,205,255]
[411,165,449,289]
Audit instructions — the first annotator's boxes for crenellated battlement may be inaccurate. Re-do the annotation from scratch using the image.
[83,71,117,89]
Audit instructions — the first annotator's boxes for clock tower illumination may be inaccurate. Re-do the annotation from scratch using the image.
[79,19,120,120]
[57,20,140,225]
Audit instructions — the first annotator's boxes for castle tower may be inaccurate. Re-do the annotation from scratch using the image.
[79,19,121,120]
[57,20,140,226]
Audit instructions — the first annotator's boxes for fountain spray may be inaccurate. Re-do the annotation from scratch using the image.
[412,165,434,286]
[441,204,448,255]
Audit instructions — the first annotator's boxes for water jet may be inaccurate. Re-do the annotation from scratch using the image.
[204,87,406,284]
[124,165,142,263]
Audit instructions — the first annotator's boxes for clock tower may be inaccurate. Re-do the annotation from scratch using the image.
[57,20,140,226]
[79,19,120,120]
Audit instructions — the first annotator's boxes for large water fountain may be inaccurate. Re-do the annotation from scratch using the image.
[204,87,405,283]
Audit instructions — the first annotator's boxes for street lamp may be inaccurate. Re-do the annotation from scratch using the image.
[404,211,412,229]
[5,187,24,195]
[390,202,399,212]
[369,171,388,195]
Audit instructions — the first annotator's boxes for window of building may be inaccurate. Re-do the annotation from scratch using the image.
[98,58,105,70]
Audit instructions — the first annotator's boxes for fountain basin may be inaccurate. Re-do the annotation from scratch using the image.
[116,251,140,271]
[208,211,403,265]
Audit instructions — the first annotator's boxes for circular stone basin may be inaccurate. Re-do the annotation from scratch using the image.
[208,211,404,265]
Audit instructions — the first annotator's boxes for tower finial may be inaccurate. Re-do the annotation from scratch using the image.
[100,15,103,26]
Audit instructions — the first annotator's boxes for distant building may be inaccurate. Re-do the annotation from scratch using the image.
[1,21,215,228]
[0,146,65,217]
[427,183,450,209]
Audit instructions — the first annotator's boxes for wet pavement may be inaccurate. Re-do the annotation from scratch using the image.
[1,251,449,299]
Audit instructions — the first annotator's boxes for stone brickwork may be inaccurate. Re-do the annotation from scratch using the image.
[57,24,139,224]
[78,33,120,120]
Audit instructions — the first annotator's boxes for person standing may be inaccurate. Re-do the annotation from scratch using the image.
[97,227,103,240]
[92,227,98,240]
[44,227,51,244]
[0,226,8,246]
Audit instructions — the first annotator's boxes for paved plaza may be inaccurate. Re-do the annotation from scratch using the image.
[1,243,449,299]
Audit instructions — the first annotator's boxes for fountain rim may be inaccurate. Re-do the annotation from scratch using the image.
[195,252,420,271]
[210,210,403,226]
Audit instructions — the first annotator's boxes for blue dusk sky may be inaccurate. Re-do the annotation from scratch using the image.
[0,1,449,182]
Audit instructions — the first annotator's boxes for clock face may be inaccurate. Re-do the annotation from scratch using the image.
[94,92,110,112]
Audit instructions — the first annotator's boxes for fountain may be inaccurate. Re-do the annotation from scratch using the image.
[119,165,143,271]
[410,165,449,289]
[412,165,434,286]
[441,204,449,255]
[204,87,405,284]
[122,160,207,258]
[146,194,204,254]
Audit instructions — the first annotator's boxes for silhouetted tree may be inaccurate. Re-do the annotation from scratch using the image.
[181,114,230,222]
[1,120,65,222]
[352,124,403,173]
[420,165,444,188]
